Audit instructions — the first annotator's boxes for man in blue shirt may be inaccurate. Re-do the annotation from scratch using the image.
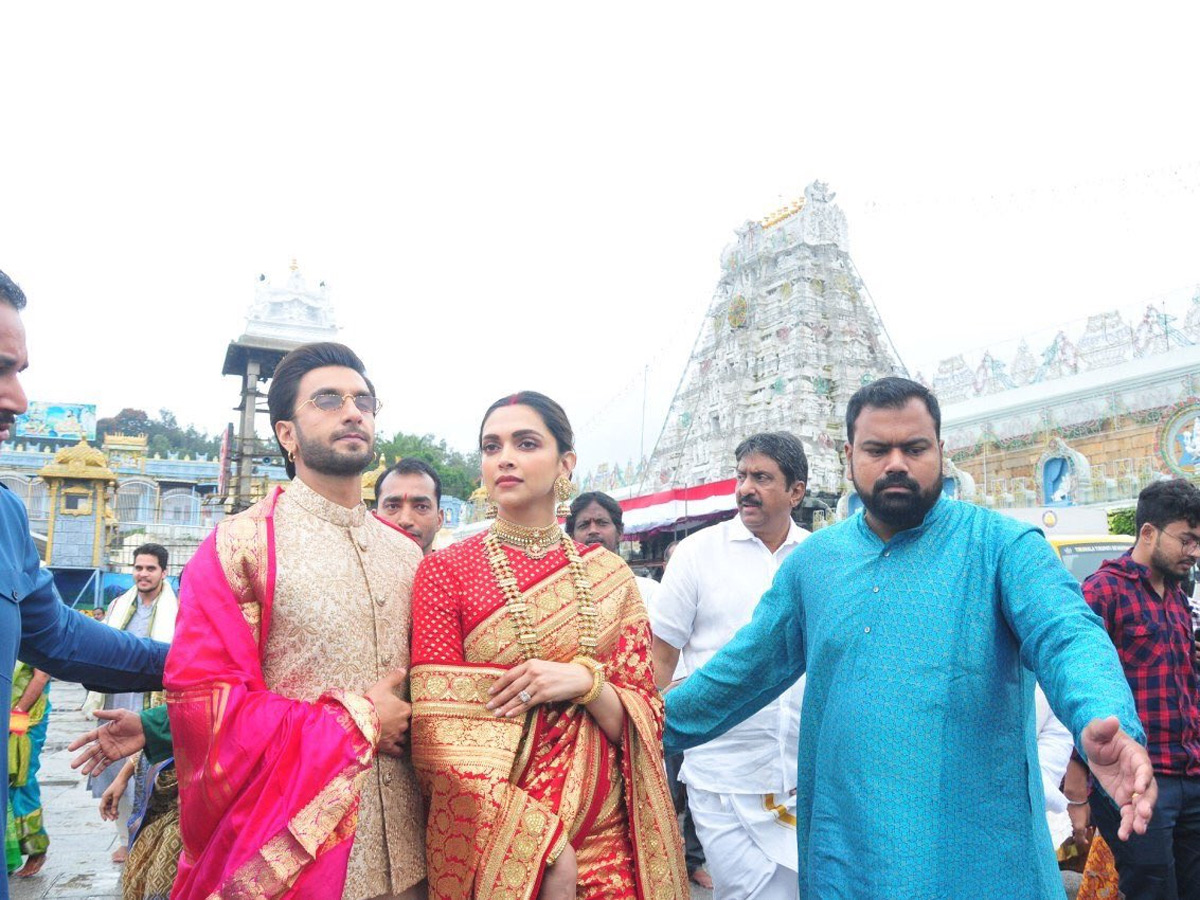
[664,376,1156,899]
[0,269,167,895]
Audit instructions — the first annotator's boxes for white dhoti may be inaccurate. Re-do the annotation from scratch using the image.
[687,786,799,900]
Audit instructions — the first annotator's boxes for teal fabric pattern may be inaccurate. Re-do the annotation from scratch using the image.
[665,496,1143,900]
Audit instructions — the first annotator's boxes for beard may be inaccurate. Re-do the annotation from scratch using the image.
[294,422,375,477]
[1149,542,1188,584]
[855,470,943,533]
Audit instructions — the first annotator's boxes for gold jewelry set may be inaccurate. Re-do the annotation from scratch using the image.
[485,516,605,706]
[488,518,562,560]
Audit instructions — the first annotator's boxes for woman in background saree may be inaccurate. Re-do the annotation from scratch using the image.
[9,662,50,876]
[410,392,687,900]
[102,754,181,900]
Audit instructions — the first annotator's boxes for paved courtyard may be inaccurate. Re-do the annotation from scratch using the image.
[8,681,122,899]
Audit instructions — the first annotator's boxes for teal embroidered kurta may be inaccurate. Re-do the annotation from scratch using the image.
[664,497,1143,900]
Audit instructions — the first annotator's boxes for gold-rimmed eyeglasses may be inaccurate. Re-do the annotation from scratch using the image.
[295,392,382,416]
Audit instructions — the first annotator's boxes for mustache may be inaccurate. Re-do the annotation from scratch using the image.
[873,473,920,493]
[332,428,370,441]
[737,496,762,508]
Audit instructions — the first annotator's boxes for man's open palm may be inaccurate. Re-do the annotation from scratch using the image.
[67,708,146,776]
[1082,715,1157,840]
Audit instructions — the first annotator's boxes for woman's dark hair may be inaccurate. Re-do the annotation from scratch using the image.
[565,491,624,535]
[478,391,574,454]
[268,342,374,478]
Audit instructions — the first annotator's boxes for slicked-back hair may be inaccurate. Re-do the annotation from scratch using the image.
[1135,477,1200,533]
[267,342,375,479]
[479,391,574,454]
[0,270,27,311]
[133,542,169,571]
[846,376,941,445]
[565,491,624,536]
[375,457,442,506]
[734,431,808,487]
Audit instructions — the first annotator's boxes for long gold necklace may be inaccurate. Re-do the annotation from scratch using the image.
[485,523,598,662]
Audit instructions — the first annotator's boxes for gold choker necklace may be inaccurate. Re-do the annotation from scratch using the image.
[489,519,562,560]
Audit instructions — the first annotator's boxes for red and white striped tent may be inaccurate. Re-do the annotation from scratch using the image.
[618,478,738,539]
[449,478,739,544]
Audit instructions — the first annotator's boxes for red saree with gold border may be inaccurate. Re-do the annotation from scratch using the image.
[165,491,380,900]
[410,533,687,900]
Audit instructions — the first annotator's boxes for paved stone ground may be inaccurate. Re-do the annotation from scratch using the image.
[9,681,715,900]
[8,681,122,900]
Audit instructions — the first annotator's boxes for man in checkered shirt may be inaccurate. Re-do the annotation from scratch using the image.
[1083,477,1200,900]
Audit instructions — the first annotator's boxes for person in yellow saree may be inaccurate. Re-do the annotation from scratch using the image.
[410,391,687,900]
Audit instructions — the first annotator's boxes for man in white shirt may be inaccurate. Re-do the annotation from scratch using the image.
[651,432,809,900]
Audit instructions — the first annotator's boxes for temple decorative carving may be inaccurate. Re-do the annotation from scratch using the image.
[646,181,905,497]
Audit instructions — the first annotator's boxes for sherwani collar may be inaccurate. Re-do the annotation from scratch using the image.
[286,476,367,529]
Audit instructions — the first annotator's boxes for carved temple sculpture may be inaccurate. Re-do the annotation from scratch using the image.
[645,181,905,499]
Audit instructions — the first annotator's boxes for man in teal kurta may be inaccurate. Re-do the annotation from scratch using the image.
[664,377,1156,899]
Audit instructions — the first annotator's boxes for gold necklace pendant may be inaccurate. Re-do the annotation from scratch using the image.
[490,518,562,559]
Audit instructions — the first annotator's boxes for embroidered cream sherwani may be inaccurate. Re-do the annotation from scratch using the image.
[261,478,426,899]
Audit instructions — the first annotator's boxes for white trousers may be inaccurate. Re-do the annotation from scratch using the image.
[687,786,799,900]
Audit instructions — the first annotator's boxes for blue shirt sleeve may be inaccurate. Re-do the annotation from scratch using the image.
[664,548,807,754]
[5,490,167,692]
[997,528,1143,751]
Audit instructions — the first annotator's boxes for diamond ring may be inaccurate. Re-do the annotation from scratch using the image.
[518,690,532,704]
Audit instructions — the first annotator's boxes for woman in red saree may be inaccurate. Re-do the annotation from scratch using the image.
[410,391,687,900]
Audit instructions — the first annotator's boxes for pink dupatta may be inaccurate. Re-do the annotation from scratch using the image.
[165,490,380,899]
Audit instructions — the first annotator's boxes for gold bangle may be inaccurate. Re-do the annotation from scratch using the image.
[572,657,605,705]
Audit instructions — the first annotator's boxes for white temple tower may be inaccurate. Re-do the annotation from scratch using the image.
[646,182,905,497]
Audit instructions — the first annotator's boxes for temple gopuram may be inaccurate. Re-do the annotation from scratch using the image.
[577,183,1200,561]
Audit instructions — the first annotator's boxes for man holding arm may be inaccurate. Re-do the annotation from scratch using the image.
[665,377,1155,899]
[1,268,167,900]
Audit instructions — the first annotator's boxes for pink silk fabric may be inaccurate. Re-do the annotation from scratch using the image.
[165,498,377,900]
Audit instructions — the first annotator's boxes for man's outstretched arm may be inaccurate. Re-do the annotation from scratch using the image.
[11,498,166,691]
[664,553,806,754]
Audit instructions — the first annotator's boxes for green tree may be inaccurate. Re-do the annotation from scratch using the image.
[96,408,222,459]
[1107,506,1136,536]
[375,432,480,500]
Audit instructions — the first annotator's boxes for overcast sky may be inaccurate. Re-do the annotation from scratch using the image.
[4,3,1199,477]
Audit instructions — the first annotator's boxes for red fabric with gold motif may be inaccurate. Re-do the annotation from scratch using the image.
[410,533,687,900]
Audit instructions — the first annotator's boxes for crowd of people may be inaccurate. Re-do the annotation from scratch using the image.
[1,261,1197,900]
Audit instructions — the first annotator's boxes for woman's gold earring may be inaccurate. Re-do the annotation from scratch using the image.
[484,497,498,519]
[554,476,573,518]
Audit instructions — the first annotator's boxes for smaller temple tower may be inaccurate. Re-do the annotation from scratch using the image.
[38,440,117,567]
[222,262,338,511]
